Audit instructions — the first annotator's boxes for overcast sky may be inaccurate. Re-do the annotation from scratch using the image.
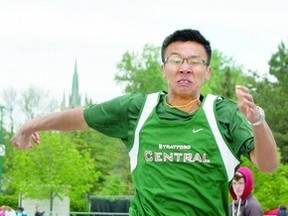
[0,0,287,105]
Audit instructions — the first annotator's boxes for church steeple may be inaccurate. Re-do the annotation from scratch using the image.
[69,59,81,108]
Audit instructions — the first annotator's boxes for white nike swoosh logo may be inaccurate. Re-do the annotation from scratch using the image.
[192,128,203,133]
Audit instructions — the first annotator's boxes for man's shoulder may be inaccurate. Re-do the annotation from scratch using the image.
[244,195,263,213]
[247,195,261,204]
[110,92,147,104]
[128,91,163,108]
[203,94,237,105]
[203,94,237,114]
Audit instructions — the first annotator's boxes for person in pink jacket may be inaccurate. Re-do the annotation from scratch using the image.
[229,166,263,216]
[0,207,5,216]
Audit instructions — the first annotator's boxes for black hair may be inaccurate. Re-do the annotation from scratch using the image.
[233,172,244,181]
[18,207,24,211]
[161,29,212,65]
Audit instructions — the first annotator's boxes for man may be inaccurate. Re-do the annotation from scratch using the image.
[229,166,263,216]
[35,205,45,216]
[11,29,278,215]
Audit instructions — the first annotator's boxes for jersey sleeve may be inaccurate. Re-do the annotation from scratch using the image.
[83,93,146,140]
[216,98,255,159]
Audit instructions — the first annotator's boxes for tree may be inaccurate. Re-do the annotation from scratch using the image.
[1,87,18,134]
[252,41,288,163]
[20,86,59,120]
[252,42,288,133]
[203,49,254,98]
[267,41,288,133]
[68,130,133,195]
[115,44,166,93]
[3,132,99,213]
[269,41,288,92]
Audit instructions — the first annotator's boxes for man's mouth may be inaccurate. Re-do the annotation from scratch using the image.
[177,79,191,84]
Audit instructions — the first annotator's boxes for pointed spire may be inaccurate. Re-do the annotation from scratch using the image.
[69,59,81,108]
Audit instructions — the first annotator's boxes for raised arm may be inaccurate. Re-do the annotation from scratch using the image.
[235,85,279,172]
[11,107,90,149]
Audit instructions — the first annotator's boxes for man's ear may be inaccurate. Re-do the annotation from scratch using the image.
[161,64,166,78]
[205,66,212,80]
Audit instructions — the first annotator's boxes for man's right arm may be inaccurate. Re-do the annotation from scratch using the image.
[11,107,90,149]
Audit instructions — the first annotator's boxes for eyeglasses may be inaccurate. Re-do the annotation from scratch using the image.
[164,55,207,67]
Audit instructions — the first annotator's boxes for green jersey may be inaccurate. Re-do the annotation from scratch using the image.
[84,92,254,216]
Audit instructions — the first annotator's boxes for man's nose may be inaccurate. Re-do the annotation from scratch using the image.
[179,59,192,73]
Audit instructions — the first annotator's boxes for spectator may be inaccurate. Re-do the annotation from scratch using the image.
[17,207,28,216]
[0,206,5,216]
[277,205,288,216]
[229,166,263,216]
[35,205,45,216]
[1,205,16,216]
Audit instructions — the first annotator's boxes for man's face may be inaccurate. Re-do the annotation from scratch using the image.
[161,41,211,97]
[232,177,245,198]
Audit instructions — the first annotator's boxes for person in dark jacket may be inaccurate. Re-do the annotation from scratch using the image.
[229,166,263,216]
[35,206,45,216]
[17,207,28,216]
[277,205,288,216]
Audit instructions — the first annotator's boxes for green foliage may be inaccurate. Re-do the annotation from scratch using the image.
[2,128,133,210]
[115,44,167,93]
[269,41,288,90]
[252,77,288,135]
[253,41,288,163]
[268,42,288,133]
[98,175,128,196]
[3,132,98,203]
[0,194,18,209]
[202,49,254,98]
[70,197,89,212]
[65,130,133,195]
[273,132,288,163]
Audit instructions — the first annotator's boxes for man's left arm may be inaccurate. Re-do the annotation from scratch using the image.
[235,85,279,172]
[249,120,278,172]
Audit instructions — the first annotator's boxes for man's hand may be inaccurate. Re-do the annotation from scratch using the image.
[11,121,40,149]
[235,85,260,124]
[11,108,88,149]
[236,85,279,172]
